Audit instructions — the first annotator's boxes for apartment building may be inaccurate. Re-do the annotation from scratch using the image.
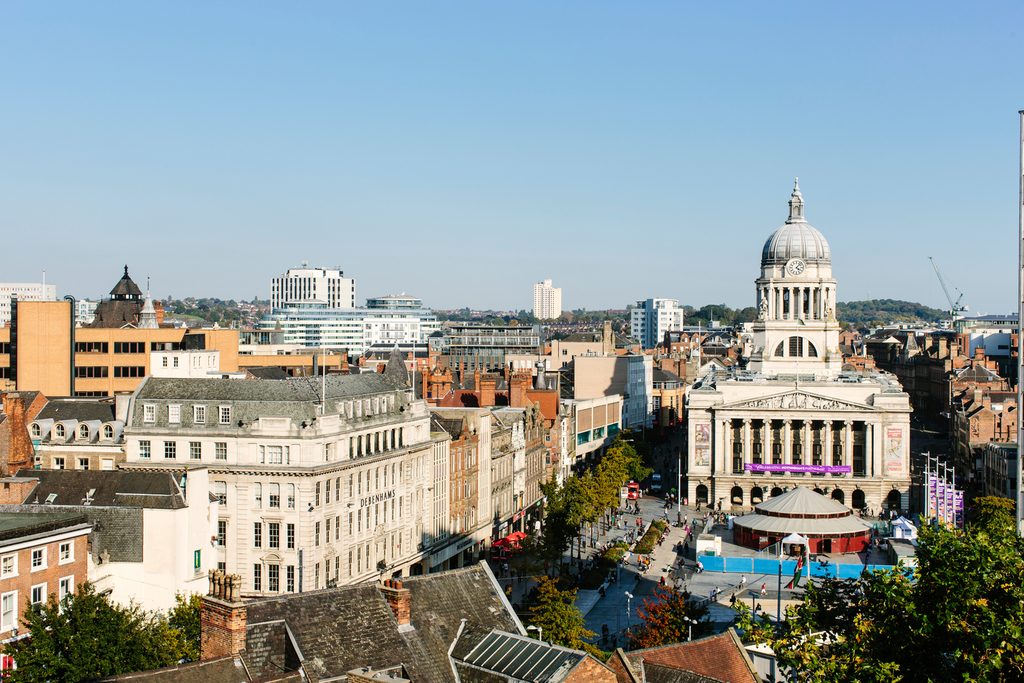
[532,279,562,320]
[0,282,56,326]
[630,298,684,350]
[270,265,355,310]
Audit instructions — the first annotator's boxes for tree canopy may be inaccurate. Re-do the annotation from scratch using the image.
[527,577,598,655]
[7,584,199,682]
[747,496,1024,681]
[630,584,710,648]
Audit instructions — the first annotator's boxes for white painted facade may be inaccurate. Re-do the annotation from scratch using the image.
[88,468,218,611]
[150,350,222,378]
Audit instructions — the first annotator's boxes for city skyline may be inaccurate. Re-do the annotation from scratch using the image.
[3,2,1022,313]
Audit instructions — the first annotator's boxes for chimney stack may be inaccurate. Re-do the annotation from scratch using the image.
[379,578,412,627]
[201,570,247,661]
[479,376,497,408]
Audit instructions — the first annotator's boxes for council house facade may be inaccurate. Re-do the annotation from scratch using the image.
[686,181,912,515]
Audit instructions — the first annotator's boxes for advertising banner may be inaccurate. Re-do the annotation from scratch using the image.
[744,463,852,474]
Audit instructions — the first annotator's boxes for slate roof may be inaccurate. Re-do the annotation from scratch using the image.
[8,469,186,510]
[246,367,292,380]
[137,373,401,403]
[431,415,465,439]
[383,347,411,387]
[36,398,116,423]
[101,655,301,682]
[243,563,522,682]
[110,265,144,299]
[653,368,683,384]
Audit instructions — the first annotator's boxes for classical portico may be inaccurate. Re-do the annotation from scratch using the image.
[686,182,912,514]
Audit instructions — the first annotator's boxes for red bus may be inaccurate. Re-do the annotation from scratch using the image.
[626,482,640,501]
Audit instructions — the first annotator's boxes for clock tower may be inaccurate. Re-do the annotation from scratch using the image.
[747,180,843,378]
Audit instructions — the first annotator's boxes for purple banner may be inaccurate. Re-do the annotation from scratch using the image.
[744,463,852,474]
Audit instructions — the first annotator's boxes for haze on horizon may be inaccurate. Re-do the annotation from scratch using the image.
[2,2,1022,315]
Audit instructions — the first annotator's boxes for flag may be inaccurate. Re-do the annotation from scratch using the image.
[785,554,804,589]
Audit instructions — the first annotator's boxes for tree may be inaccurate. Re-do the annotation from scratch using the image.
[167,592,202,663]
[749,496,1024,681]
[631,585,709,648]
[528,577,597,654]
[8,583,187,682]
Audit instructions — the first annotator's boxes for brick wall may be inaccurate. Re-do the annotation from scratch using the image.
[565,655,617,683]
[0,532,90,640]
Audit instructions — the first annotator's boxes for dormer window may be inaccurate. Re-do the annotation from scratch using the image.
[29,424,40,438]
[77,425,90,440]
[54,424,65,439]
[102,425,114,440]
[143,404,156,424]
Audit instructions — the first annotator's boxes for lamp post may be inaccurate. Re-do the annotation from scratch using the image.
[624,591,634,630]
[683,616,697,641]
[527,625,543,642]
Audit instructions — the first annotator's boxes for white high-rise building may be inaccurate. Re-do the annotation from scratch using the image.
[630,298,685,349]
[0,282,57,325]
[271,265,355,310]
[532,279,562,320]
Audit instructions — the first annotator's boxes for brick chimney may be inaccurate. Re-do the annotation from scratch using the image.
[201,570,247,660]
[510,373,530,408]
[479,376,497,408]
[379,578,412,627]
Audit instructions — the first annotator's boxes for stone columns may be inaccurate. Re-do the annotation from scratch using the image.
[823,421,833,466]
[743,419,752,468]
[765,420,774,464]
[720,419,731,474]
[844,421,854,473]
[783,419,793,465]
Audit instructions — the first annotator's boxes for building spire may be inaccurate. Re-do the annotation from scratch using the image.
[787,177,805,223]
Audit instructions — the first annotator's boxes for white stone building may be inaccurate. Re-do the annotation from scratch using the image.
[271,265,355,310]
[630,298,685,349]
[686,181,912,515]
[122,357,453,596]
[532,279,562,320]
[259,295,439,355]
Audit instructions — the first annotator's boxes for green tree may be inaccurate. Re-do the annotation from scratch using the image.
[528,577,597,654]
[751,496,1024,681]
[631,585,710,648]
[167,592,202,663]
[8,583,187,682]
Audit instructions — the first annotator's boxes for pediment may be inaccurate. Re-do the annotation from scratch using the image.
[721,390,873,412]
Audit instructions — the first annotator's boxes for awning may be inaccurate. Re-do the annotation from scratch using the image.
[781,532,809,545]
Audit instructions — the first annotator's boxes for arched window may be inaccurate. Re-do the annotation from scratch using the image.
[78,425,90,440]
[103,425,114,439]
[54,424,65,438]
[30,424,41,438]
[775,341,785,357]
[807,341,818,357]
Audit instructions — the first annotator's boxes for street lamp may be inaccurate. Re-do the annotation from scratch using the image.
[527,625,543,642]
[624,591,634,629]
[683,616,697,641]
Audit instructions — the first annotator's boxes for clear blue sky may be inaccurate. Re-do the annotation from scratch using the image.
[2,2,1022,313]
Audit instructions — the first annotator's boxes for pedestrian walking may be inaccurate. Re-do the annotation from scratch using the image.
[760,583,767,597]
[696,559,704,574]
[740,575,746,588]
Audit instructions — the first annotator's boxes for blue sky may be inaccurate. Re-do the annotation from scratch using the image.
[2,2,1022,313]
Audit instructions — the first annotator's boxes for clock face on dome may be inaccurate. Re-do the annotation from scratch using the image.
[785,258,806,276]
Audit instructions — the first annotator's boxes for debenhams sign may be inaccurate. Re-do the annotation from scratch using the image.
[360,490,396,508]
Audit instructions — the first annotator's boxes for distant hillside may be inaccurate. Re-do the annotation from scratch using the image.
[837,299,946,327]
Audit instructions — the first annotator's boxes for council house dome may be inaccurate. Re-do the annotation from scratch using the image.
[761,179,831,266]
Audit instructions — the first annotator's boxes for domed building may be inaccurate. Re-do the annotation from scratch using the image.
[686,181,912,515]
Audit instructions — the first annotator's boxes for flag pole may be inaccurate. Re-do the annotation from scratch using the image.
[1017,110,1024,536]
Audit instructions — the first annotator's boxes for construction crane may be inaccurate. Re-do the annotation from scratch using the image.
[928,256,968,320]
